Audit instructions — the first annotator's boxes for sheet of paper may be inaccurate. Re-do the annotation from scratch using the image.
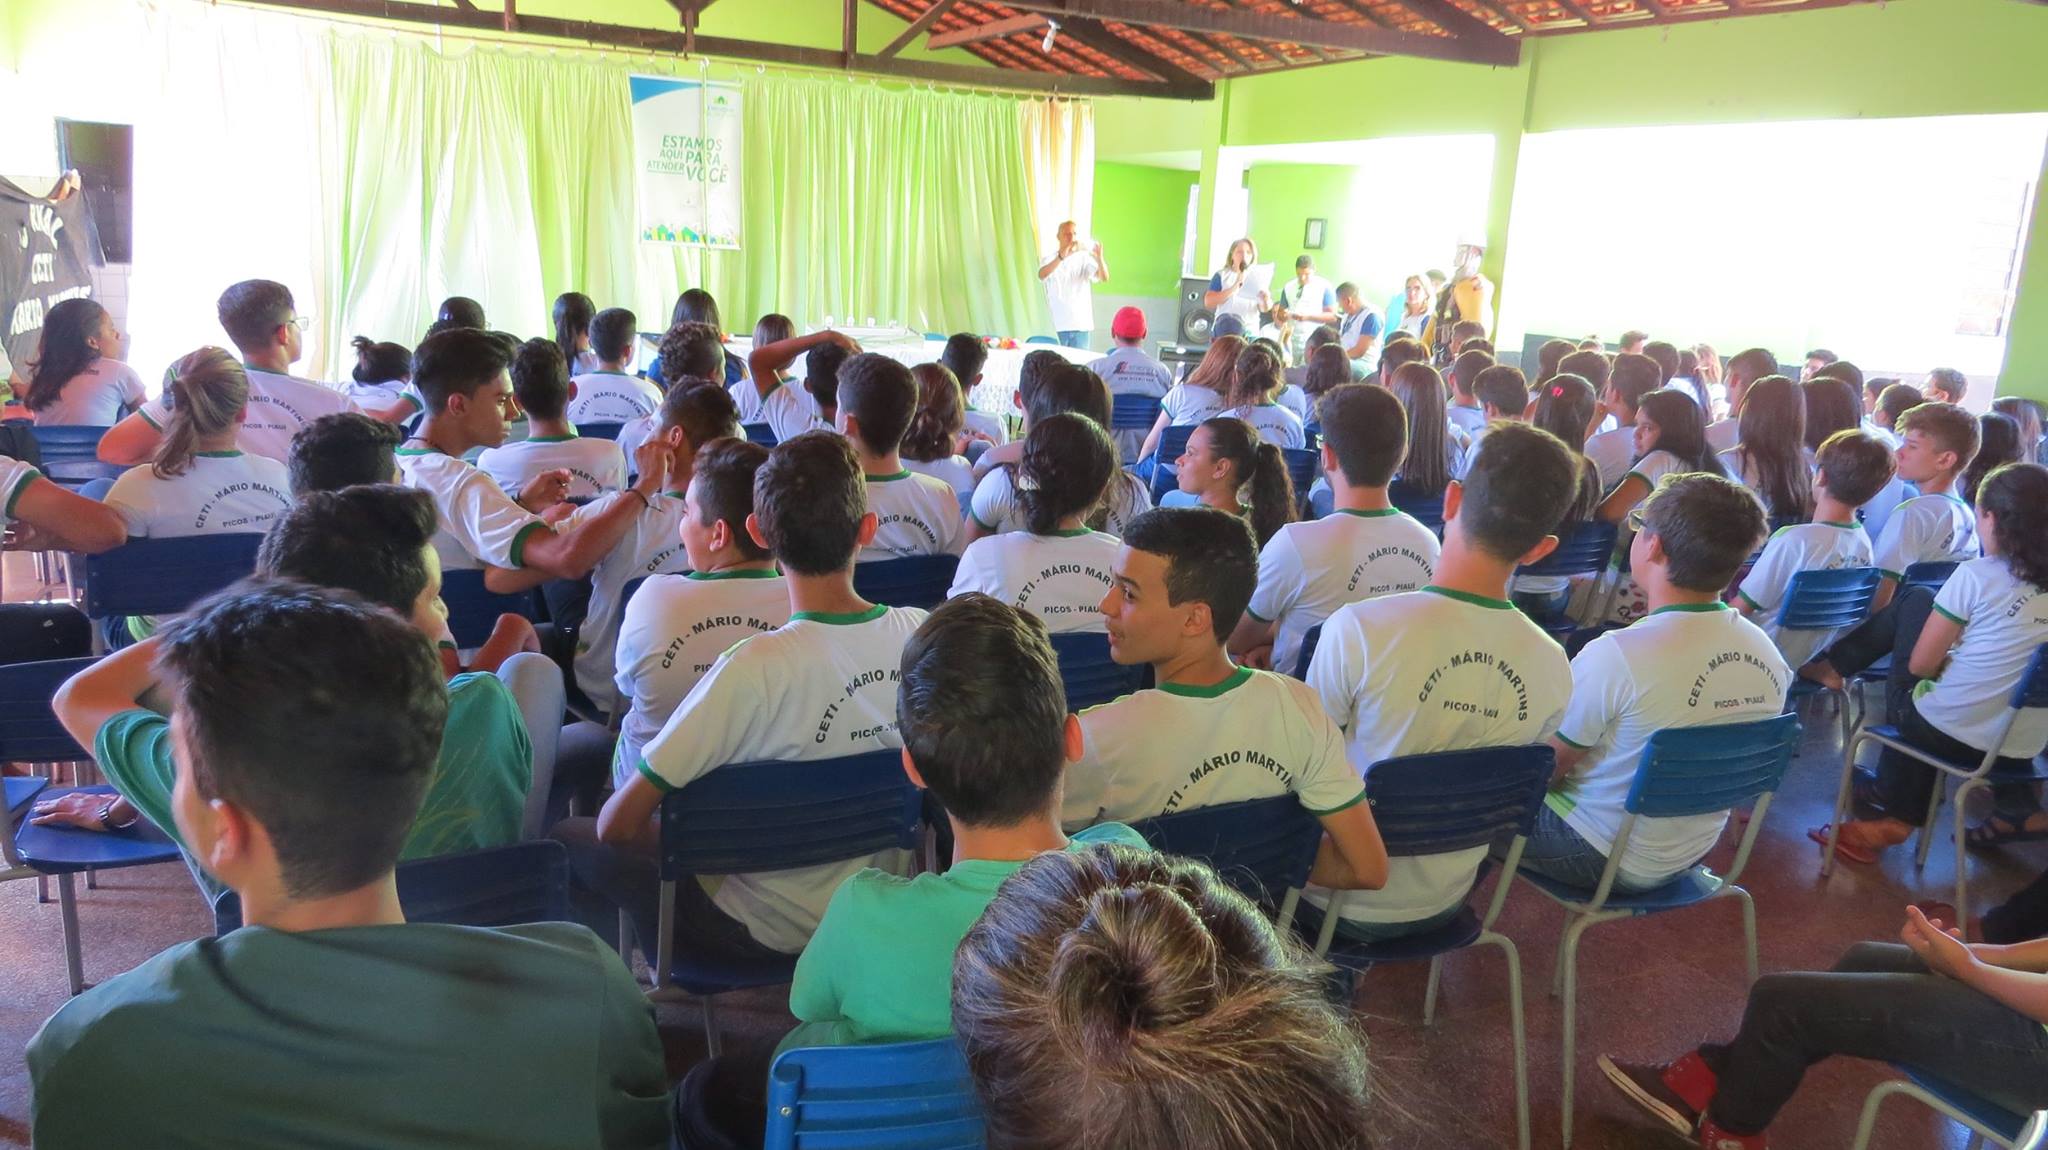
[1239,262,1275,302]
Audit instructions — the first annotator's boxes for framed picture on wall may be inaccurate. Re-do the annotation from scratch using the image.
[1304,218,1326,250]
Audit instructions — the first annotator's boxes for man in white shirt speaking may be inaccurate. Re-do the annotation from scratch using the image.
[1038,220,1108,351]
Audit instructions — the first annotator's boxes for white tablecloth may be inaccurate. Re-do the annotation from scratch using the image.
[712,334,1095,416]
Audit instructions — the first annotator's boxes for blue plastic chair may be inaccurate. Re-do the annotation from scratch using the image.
[743,422,778,448]
[1047,632,1144,710]
[1514,713,1802,1148]
[1024,335,1057,345]
[1109,393,1163,431]
[15,786,183,995]
[1515,520,1620,638]
[1129,794,1322,923]
[438,568,541,649]
[212,840,571,935]
[29,424,124,487]
[1845,559,1965,717]
[759,1038,983,1150]
[3,776,52,878]
[853,555,960,611]
[1282,447,1319,514]
[922,333,945,342]
[573,421,625,442]
[1308,745,1556,1150]
[1389,478,1446,537]
[1147,423,1197,503]
[1852,1065,2046,1150]
[1290,622,1325,680]
[1776,566,1882,748]
[81,534,266,624]
[1825,645,2048,940]
[650,752,923,1052]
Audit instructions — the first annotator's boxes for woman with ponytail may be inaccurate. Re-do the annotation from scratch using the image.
[901,363,975,498]
[552,292,597,375]
[25,297,146,426]
[953,844,1375,1150]
[1225,343,1307,448]
[1176,416,1295,547]
[344,335,415,411]
[948,413,1120,632]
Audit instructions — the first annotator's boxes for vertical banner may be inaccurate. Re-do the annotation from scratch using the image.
[1,175,101,372]
[629,75,742,249]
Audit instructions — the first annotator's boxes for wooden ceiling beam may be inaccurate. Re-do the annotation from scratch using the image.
[1396,0,1524,40]
[1056,17,1213,87]
[998,0,1520,65]
[877,0,959,57]
[927,10,1045,47]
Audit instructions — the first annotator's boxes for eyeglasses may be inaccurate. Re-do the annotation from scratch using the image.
[1626,506,1650,533]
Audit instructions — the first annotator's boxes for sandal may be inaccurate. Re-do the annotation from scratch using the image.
[1964,815,2048,851]
[1809,820,1912,865]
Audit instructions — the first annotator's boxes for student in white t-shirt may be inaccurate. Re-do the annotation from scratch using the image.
[617,319,729,482]
[1597,387,1727,522]
[1523,473,1789,893]
[22,298,146,427]
[104,348,292,540]
[566,307,661,426]
[1826,463,2048,862]
[1733,429,1894,669]
[752,330,858,446]
[582,431,925,960]
[1306,423,1579,942]
[1173,416,1295,549]
[1231,384,1439,676]
[968,349,1075,482]
[552,291,597,377]
[611,437,789,784]
[967,363,1149,545]
[949,413,1119,634]
[1218,343,1304,449]
[900,363,976,499]
[1038,221,1106,349]
[937,334,1008,449]
[1704,347,1780,456]
[836,354,962,561]
[1715,374,1814,525]
[1562,351,1628,495]
[565,381,744,717]
[1472,363,1532,435]
[476,340,627,502]
[99,280,366,466]
[342,336,416,414]
[725,314,790,424]
[1059,507,1388,895]
[1443,348,1492,439]
[395,327,667,585]
[1133,334,1238,475]
[1802,402,1983,689]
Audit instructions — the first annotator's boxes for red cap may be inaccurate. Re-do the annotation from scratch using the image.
[1110,306,1147,341]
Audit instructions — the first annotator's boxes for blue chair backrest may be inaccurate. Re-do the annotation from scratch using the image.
[1518,520,1619,579]
[1148,424,1197,502]
[1624,713,1802,818]
[1129,795,1321,909]
[29,424,123,486]
[1048,632,1144,710]
[922,333,945,342]
[744,422,778,448]
[1281,447,1318,499]
[658,751,922,879]
[82,534,265,620]
[438,567,540,649]
[1901,560,1959,595]
[1388,479,1446,536]
[853,555,960,611]
[0,656,97,762]
[1110,393,1163,431]
[1025,335,1057,345]
[1774,566,1881,631]
[1363,746,1555,856]
[764,1038,983,1150]
[1303,421,1321,452]
[2009,645,2048,711]
[1290,622,1325,680]
[574,421,624,442]
[213,840,572,935]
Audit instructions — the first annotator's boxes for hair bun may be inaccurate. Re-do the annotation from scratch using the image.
[1047,882,1221,1066]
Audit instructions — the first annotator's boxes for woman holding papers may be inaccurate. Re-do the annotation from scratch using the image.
[1203,238,1272,329]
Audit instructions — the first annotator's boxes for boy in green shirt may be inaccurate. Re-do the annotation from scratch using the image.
[28,580,669,1149]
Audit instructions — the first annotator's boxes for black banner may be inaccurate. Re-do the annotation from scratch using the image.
[1,173,102,374]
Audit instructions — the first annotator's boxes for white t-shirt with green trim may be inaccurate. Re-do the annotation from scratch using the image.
[762,383,832,445]
[1061,666,1365,828]
[566,371,662,425]
[1624,448,1702,492]
[1247,509,1440,677]
[728,379,765,425]
[566,490,695,709]
[138,367,358,462]
[2,456,43,523]
[1306,586,1571,924]
[861,470,965,560]
[638,604,927,952]
[1160,383,1225,427]
[396,447,545,571]
[1735,521,1875,669]
[1585,426,1635,493]
[1550,604,1790,887]
[611,567,791,787]
[1873,492,1980,581]
[31,360,147,427]
[103,451,292,538]
[1224,402,1306,449]
[969,465,1151,538]
[476,434,628,503]
[1917,556,2048,758]
[947,529,1117,633]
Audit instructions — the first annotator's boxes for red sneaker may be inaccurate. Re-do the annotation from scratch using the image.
[1598,1051,1714,1138]
[1697,1115,1767,1149]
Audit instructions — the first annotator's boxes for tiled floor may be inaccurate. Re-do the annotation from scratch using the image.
[3,552,2038,1148]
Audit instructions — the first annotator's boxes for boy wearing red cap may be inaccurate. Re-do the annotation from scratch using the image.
[1088,307,1172,464]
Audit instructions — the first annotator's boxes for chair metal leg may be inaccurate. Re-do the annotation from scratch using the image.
[1422,954,1444,1028]
[1954,782,1977,943]
[1915,776,1946,870]
[1559,914,1593,1150]
[1732,887,1759,986]
[701,994,722,1058]
[1481,932,1531,1150]
[617,910,635,963]
[1851,1080,1906,1150]
[1963,1133,1985,1150]
[37,873,49,903]
[57,871,84,996]
[1550,923,1572,999]
[85,866,97,891]
[1822,741,1858,879]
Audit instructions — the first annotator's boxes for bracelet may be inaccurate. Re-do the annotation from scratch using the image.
[626,489,654,510]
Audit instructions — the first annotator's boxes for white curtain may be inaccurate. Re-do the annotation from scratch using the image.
[1020,98,1096,248]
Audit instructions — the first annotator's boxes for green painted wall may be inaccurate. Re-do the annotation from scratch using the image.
[1091,161,1196,300]
[1244,162,1352,283]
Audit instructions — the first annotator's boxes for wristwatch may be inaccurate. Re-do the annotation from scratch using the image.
[96,800,139,832]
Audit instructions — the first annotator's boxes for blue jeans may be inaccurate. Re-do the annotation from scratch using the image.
[1056,330,1089,349]
[1296,899,1464,945]
[1505,805,1663,894]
